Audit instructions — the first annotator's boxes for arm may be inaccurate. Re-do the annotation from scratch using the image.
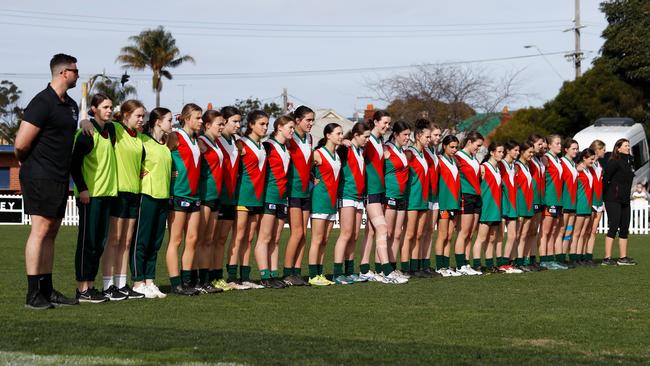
[70,135,94,204]
[14,121,41,162]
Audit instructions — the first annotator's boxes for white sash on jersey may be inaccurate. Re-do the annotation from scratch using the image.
[532,155,545,176]
[456,150,480,175]
[319,147,341,178]
[584,168,593,188]
[546,152,563,176]
[440,154,458,180]
[561,156,578,182]
[408,147,428,175]
[503,160,515,186]
[219,135,239,169]
[268,139,290,173]
[386,142,407,167]
[592,161,603,180]
[368,134,384,162]
[484,162,501,186]
[177,128,200,167]
[293,132,312,164]
[352,145,365,176]
[199,135,223,167]
[516,160,532,186]
[241,136,266,171]
[425,147,439,168]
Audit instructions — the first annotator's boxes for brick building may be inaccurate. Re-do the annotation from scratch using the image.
[0,145,20,194]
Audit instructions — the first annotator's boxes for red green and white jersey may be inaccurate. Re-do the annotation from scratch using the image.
[384,142,408,199]
[216,134,240,206]
[544,152,564,207]
[590,160,603,207]
[560,156,578,210]
[287,131,313,199]
[311,147,341,215]
[529,156,545,205]
[338,145,365,202]
[438,154,461,211]
[499,160,517,218]
[263,138,291,205]
[576,168,594,215]
[515,160,534,217]
[170,129,201,199]
[480,161,501,222]
[198,134,223,202]
[364,133,385,195]
[455,150,481,195]
[237,136,267,207]
[406,146,429,210]
[424,147,439,203]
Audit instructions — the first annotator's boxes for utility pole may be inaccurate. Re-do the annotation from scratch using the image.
[281,88,288,114]
[177,84,186,106]
[565,0,583,79]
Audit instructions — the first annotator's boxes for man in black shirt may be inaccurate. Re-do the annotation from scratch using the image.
[15,54,81,309]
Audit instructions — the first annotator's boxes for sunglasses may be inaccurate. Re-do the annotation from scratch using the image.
[64,68,79,75]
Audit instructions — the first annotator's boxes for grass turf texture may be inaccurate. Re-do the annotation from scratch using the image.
[0,226,649,365]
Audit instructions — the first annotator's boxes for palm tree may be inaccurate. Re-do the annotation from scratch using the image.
[92,79,137,107]
[116,26,195,107]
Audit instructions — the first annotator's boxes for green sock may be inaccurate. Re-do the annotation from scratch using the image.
[198,268,209,285]
[270,270,279,278]
[360,263,370,274]
[422,258,431,270]
[283,267,293,277]
[569,253,579,261]
[333,263,344,276]
[530,255,537,264]
[317,264,323,275]
[540,255,549,263]
[585,253,593,260]
[523,257,531,266]
[189,270,198,286]
[170,276,181,287]
[294,267,302,276]
[497,257,507,266]
[515,257,524,266]
[260,269,271,280]
[472,259,481,268]
[208,270,218,282]
[390,262,397,270]
[485,258,494,268]
[181,270,192,284]
[555,253,565,262]
[374,262,381,273]
[400,261,410,272]
[215,269,224,280]
[308,264,318,278]
[382,263,394,276]
[435,255,444,269]
[410,259,419,271]
[444,256,450,268]
[226,265,238,282]
[240,265,251,281]
[345,260,354,275]
[454,254,466,269]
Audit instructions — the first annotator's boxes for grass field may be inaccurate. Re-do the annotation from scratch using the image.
[0,226,649,365]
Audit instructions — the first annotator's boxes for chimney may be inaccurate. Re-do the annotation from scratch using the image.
[363,103,374,121]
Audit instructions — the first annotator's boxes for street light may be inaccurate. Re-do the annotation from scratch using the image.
[524,45,565,81]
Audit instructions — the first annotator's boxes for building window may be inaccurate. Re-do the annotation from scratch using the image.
[0,168,9,189]
[632,141,649,171]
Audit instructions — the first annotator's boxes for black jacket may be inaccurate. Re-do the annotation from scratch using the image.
[603,154,635,203]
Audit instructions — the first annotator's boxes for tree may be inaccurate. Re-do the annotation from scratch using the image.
[0,80,23,144]
[92,79,137,107]
[233,97,283,121]
[116,26,195,107]
[492,107,549,142]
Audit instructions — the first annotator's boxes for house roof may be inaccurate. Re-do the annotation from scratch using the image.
[311,109,355,142]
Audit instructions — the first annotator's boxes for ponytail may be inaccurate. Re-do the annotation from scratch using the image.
[316,123,341,149]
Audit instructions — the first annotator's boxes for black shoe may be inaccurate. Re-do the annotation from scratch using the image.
[601,257,618,266]
[172,284,199,296]
[284,275,307,286]
[617,257,637,266]
[103,285,128,301]
[48,289,79,306]
[260,279,280,289]
[423,267,442,278]
[25,291,54,310]
[583,259,598,267]
[76,288,109,303]
[563,260,577,269]
[200,283,223,294]
[272,278,288,288]
[119,284,145,299]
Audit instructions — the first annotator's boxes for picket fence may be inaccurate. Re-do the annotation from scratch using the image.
[3,195,649,234]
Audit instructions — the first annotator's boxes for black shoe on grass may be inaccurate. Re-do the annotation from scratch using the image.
[617,257,637,266]
[76,288,109,303]
[25,291,54,310]
[103,285,128,301]
[200,283,223,294]
[48,289,79,306]
[119,285,145,299]
[172,284,199,296]
[601,258,617,266]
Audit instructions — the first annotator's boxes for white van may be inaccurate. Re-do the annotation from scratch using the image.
[573,117,649,186]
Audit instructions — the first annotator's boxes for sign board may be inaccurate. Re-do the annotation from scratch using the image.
[0,196,23,224]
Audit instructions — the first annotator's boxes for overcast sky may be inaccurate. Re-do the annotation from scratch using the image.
[0,0,607,117]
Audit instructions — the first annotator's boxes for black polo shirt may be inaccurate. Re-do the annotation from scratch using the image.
[19,84,79,183]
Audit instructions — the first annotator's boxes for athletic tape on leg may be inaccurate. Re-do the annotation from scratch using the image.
[563,236,572,241]
[566,225,573,231]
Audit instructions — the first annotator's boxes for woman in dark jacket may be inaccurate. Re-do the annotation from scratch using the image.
[602,138,637,265]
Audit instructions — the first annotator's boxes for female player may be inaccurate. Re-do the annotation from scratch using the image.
[570,148,596,265]
[165,103,203,295]
[527,135,546,270]
[514,140,535,271]
[454,131,484,276]
[585,140,606,266]
[308,123,343,286]
[496,140,521,273]
[284,106,315,286]
[556,139,579,266]
[256,115,294,289]
[420,124,442,276]
[435,135,461,277]
[129,107,173,298]
[539,134,567,270]
[333,122,370,285]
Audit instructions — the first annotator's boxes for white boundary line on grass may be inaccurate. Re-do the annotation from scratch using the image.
[0,351,246,366]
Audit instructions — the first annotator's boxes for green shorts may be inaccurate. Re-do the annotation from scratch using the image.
[110,192,140,219]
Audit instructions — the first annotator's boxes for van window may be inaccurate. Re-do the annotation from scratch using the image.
[632,140,649,170]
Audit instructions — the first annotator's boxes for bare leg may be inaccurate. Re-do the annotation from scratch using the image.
[165,211,187,278]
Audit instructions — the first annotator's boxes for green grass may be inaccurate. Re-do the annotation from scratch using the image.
[0,226,649,365]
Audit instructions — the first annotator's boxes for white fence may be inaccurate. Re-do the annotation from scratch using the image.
[1,195,649,234]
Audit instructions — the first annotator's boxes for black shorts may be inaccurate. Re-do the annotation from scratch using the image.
[201,199,219,212]
[218,204,236,220]
[288,197,311,211]
[480,220,501,227]
[21,179,69,219]
[544,205,563,218]
[110,192,141,219]
[236,205,263,215]
[169,196,201,213]
[533,204,544,214]
[263,202,288,220]
[461,193,482,215]
[563,209,576,214]
[502,215,518,222]
[385,197,407,211]
[439,210,458,220]
[366,193,386,205]
[576,213,592,217]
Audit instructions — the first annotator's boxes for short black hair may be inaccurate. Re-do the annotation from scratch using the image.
[50,53,77,74]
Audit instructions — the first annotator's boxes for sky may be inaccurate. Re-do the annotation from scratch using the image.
[0,0,608,118]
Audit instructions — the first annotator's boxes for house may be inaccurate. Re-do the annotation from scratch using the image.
[0,145,20,194]
[311,109,356,142]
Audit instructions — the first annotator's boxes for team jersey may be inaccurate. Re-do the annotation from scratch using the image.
[576,168,594,215]
[263,138,291,205]
[170,129,201,199]
[198,134,223,202]
[544,152,564,207]
[384,142,409,199]
[114,122,143,194]
[424,147,439,203]
[237,136,267,207]
[406,146,429,211]
[455,150,481,195]
[515,160,534,217]
[480,161,502,222]
[216,134,240,206]
[499,160,517,218]
[287,131,313,199]
[338,144,365,202]
[311,147,341,215]
[529,155,545,205]
[140,133,171,200]
[560,156,578,210]
[438,154,461,211]
[364,132,385,195]
[72,121,117,198]
[590,160,604,207]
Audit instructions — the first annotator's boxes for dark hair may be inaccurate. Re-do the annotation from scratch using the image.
[483,141,504,163]
[368,110,390,129]
[579,148,596,162]
[442,135,459,148]
[546,134,562,145]
[519,140,534,151]
[273,115,294,136]
[316,123,341,149]
[611,138,630,160]
[245,110,269,135]
[114,99,145,122]
[50,53,77,74]
[430,123,442,132]
[389,120,411,142]
[413,118,431,136]
[344,121,371,140]
[177,103,202,127]
[144,107,172,134]
[293,105,314,121]
[220,106,241,121]
[462,131,484,147]
[90,93,111,108]
[202,110,223,126]
[563,138,578,151]
[528,134,544,144]
[504,140,519,152]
